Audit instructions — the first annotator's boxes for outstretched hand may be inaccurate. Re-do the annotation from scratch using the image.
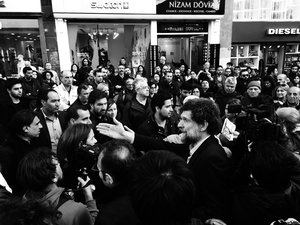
[96,118,135,143]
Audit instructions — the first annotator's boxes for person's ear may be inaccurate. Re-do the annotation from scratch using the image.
[22,126,28,133]
[70,118,75,125]
[52,176,58,183]
[103,173,114,186]
[155,106,160,112]
[199,121,208,132]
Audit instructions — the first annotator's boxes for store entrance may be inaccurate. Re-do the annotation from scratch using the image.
[261,43,285,73]
[158,35,207,73]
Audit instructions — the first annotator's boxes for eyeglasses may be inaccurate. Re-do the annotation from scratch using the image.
[91,163,108,175]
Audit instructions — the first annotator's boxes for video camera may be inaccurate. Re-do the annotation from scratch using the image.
[227,104,280,142]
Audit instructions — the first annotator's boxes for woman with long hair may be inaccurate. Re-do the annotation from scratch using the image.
[71,63,80,86]
[57,123,97,191]
[136,65,146,77]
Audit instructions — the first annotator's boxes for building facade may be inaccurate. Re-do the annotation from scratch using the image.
[231,0,300,74]
[51,0,225,75]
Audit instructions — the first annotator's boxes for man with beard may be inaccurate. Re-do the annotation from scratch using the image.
[21,66,41,110]
[0,79,29,135]
[236,69,250,95]
[288,64,299,81]
[136,92,178,139]
[88,89,112,143]
[35,89,66,151]
[97,98,231,223]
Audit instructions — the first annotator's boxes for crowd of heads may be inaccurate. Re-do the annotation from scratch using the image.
[1,58,300,225]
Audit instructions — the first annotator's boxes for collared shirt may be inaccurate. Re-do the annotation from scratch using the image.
[187,135,210,164]
[54,84,78,111]
[41,110,62,152]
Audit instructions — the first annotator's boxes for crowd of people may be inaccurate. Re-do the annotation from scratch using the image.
[0,55,300,225]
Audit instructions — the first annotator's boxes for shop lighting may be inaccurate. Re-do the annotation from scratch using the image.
[11,33,15,35]
[277,45,280,48]
[28,33,31,35]
[113,32,119,39]
[263,46,266,48]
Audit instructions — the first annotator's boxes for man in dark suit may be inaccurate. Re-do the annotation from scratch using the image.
[34,89,66,152]
[94,140,139,225]
[97,98,232,223]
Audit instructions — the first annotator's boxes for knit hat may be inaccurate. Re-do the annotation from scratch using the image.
[247,80,261,89]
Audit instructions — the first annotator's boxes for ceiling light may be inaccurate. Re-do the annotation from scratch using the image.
[113,32,119,39]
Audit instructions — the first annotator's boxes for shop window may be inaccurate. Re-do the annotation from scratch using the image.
[0,19,42,77]
[231,44,261,69]
[284,44,300,73]
[68,23,150,72]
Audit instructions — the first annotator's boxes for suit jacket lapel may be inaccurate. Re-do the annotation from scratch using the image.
[187,136,213,166]
[36,110,51,144]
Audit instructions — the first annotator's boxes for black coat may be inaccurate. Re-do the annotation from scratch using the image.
[133,135,232,222]
[95,185,139,225]
[122,97,152,131]
[232,183,300,225]
[136,116,178,140]
[0,135,36,195]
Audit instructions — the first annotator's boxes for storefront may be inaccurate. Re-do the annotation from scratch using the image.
[231,22,300,74]
[52,0,225,75]
[0,0,44,77]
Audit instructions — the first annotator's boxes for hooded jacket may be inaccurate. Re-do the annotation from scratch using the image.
[24,187,98,225]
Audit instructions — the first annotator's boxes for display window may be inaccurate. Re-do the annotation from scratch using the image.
[67,22,150,70]
[0,19,42,77]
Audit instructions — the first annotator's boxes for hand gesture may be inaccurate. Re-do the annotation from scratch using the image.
[78,176,95,201]
[96,118,135,143]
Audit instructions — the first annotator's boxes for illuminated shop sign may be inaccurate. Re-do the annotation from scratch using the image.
[52,0,155,14]
[91,1,129,10]
[267,28,300,35]
[156,0,225,15]
[158,22,208,33]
